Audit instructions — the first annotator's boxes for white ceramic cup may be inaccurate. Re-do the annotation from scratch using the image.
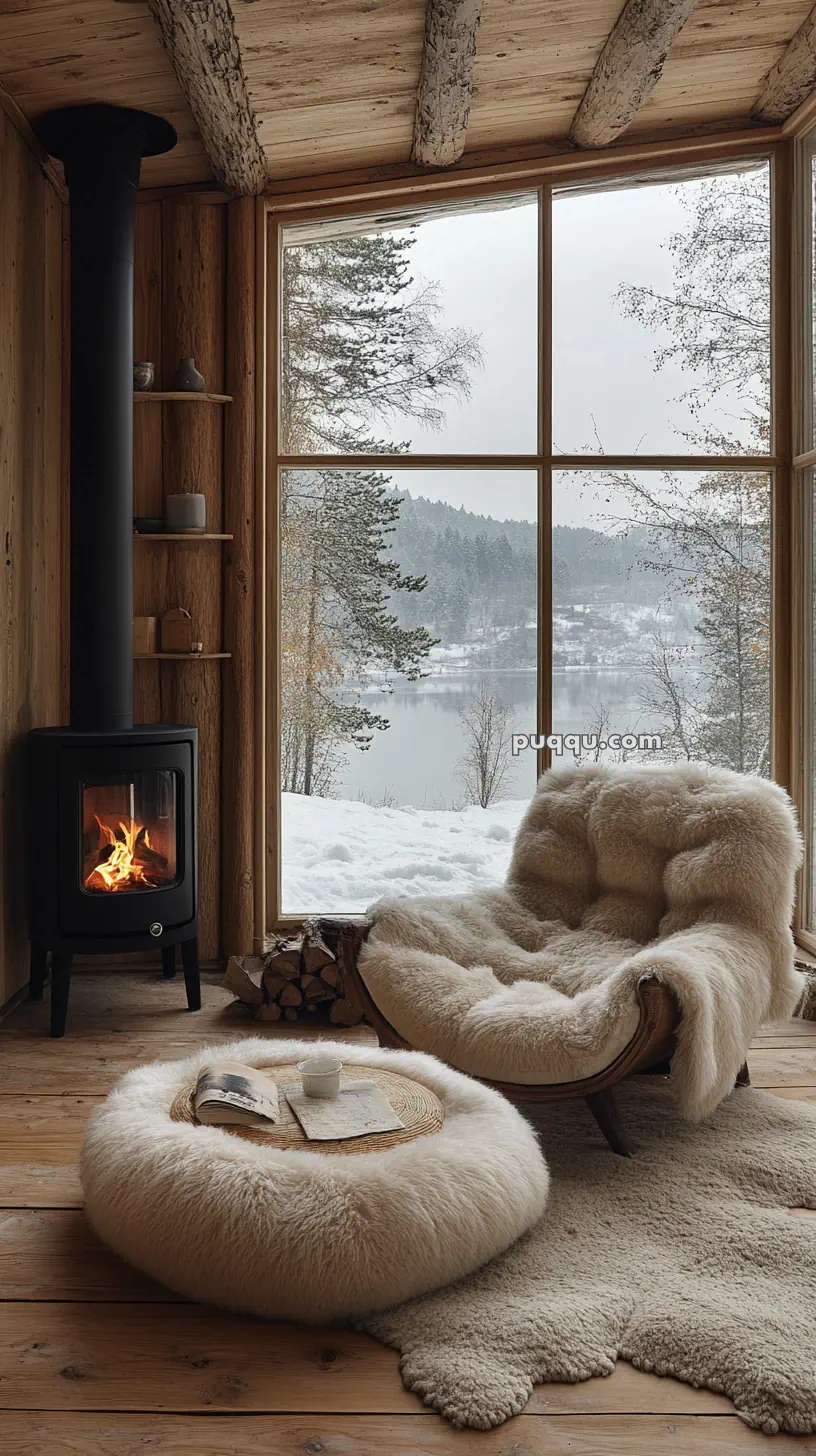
[296,1056,343,1098]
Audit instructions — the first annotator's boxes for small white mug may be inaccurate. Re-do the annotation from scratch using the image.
[296,1056,343,1098]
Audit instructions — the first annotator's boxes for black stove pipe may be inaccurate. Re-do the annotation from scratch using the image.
[36,105,176,733]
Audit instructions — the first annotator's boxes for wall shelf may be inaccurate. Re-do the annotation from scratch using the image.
[135,652,232,660]
[134,533,234,541]
[133,391,233,404]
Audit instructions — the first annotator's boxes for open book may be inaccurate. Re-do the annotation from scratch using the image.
[194,1061,281,1127]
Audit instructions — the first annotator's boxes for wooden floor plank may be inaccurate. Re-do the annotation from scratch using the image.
[764,1085,816,1103]
[747,1048,816,1086]
[0,1024,376,1095]
[4,973,376,1047]
[0,1412,810,1455]
[0,1210,182,1301]
[0,1096,99,1207]
[0,1304,746,1417]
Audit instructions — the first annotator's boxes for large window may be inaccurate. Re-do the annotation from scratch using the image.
[272,158,778,920]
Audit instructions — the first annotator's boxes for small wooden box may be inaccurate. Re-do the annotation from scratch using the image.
[133,615,158,655]
[161,607,193,654]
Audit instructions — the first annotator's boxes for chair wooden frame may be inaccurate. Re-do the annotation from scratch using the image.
[319,917,694,1157]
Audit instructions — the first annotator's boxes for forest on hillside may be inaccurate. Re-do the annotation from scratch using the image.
[389,489,673,668]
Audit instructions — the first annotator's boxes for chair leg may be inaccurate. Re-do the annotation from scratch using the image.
[50,953,73,1038]
[585,1088,633,1157]
[735,1061,751,1088]
[180,936,201,1012]
[29,944,49,1001]
[161,944,177,980]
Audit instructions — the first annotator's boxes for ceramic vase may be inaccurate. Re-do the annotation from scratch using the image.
[173,356,205,392]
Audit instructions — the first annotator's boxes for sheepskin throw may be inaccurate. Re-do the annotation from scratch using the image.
[80,1038,549,1323]
[360,762,804,1119]
[360,1082,816,1434]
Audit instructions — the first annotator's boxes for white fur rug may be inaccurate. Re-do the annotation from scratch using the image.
[359,1083,816,1434]
[361,763,805,1118]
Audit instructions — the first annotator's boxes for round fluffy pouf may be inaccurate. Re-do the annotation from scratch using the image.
[81,1037,549,1322]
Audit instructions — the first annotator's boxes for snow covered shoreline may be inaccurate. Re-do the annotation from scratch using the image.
[281,792,528,915]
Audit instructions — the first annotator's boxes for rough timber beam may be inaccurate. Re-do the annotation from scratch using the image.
[411,0,483,168]
[570,0,698,149]
[754,6,816,123]
[146,0,266,194]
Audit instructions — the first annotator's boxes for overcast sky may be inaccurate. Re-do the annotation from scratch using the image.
[341,170,768,529]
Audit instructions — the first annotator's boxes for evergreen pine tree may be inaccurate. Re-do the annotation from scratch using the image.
[280,226,481,793]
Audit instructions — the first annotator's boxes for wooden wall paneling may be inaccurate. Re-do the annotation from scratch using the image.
[222,198,256,954]
[160,198,226,960]
[772,146,794,797]
[254,200,268,948]
[0,109,62,1006]
[133,201,165,729]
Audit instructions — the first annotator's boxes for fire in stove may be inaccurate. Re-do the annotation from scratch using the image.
[84,814,175,893]
[82,774,179,895]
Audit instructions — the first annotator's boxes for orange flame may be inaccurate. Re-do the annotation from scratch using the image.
[84,814,173,893]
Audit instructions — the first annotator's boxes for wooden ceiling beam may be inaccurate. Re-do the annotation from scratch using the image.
[146,0,266,195]
[754,6,816,123]
[570,0,698,149]
[411,0,483,168]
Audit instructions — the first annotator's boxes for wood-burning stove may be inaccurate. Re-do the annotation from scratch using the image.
[29,104,200,1036]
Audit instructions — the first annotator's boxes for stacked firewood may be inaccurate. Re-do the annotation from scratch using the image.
[223,919,363,1026]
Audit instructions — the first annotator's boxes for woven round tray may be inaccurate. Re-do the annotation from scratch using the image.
[170,1062,445,1156]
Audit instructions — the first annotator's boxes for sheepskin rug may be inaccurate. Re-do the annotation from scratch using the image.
[360,1082,816,1434]
[80,1038,549,1323]
[361,762,804,1119]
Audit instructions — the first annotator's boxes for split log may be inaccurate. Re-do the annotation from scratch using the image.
[301,974,335,1003]
[301,921,336,973]
[256,1002,282,1022]
[754,6,816,123]
[283,1007,299,1022]
[411,0,483,168]
[321,963,343,990]
[569,0,698,149]
[330,997,361,1027]
[260,969,290,998]
[223,954,264,1005]
[279,983,302,1008]
[268,938,303,978]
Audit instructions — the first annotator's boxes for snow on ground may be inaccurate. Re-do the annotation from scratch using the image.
[282,792,528,915]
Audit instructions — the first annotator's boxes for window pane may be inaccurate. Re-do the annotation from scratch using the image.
[811,153,816,448]
[280,469,538,915]
[552,469,771,775]
[552,164,771,455]
[280,196,538,456]
[808,468,816,923]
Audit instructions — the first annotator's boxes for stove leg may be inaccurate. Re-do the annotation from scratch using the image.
[161,945,177,980]
[29,944,49,1001]
[180,936,201,1012]
[50,953,73,1038]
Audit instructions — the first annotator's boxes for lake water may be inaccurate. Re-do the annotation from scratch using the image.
[338,668,667,808]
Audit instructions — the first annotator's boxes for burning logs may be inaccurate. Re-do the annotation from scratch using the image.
[222,919,365,1026]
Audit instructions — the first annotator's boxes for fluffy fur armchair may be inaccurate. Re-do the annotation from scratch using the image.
[356,762,805,1137]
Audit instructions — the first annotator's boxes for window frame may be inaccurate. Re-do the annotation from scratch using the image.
[792,130,816,949]
[260,137,791,932]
